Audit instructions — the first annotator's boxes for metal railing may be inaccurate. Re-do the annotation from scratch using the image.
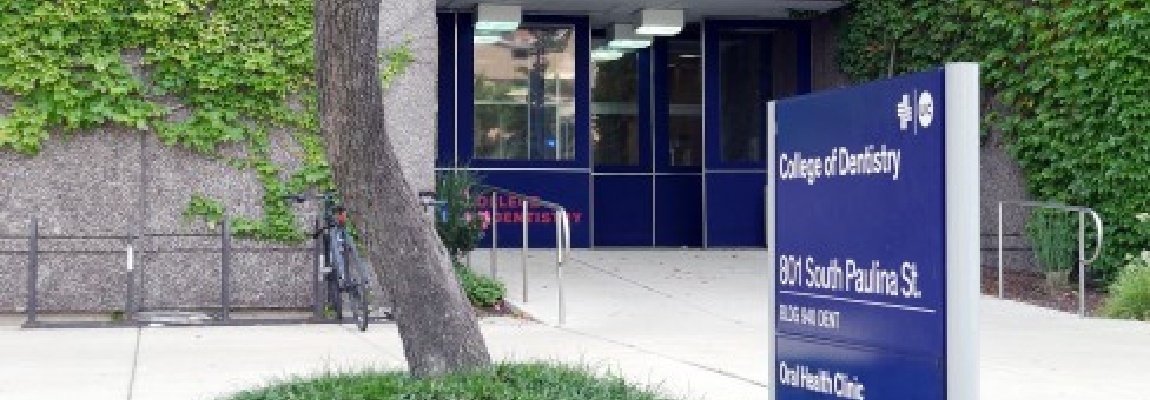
[13,216,323,328]
[997,201,1104,317]
[472,184,571,325]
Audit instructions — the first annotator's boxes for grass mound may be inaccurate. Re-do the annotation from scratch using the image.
[223,363,671,400]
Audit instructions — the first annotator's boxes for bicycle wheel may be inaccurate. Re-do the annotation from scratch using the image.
[348,283,369,332]
[325,270,343,321]
[341,232,370,331]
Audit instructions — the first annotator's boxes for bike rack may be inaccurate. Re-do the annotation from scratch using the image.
[15,216,332,328]
[474,185,571,326]
[997,201,1104,317]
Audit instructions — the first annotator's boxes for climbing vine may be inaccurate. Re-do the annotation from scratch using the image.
[836,0,1149,282]
[0,1,412,242]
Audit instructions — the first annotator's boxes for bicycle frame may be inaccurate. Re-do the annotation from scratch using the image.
[289,192,372,330]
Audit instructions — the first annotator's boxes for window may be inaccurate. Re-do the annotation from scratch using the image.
[719,32,767,163]
[473,26,576,161]
[666,39,702,167]
[592,52,640,166]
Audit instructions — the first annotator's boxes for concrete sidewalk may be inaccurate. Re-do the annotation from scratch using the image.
[1,250,1149,400]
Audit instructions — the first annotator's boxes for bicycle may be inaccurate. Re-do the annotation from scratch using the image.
[285,193,372,331]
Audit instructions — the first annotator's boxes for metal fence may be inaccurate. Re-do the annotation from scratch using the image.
[8,216,333,328]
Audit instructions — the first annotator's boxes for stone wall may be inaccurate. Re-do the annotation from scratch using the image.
[0,126,318,313]
[0,6,439,313]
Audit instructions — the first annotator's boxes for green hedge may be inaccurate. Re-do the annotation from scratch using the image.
[838,0,1150,282]
[224,363,670,400]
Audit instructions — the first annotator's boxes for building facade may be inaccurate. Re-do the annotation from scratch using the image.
[435,0,848,248]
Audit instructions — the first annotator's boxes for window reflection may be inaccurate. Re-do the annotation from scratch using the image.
[474,27,576,161]
[720,32,766,163]
[592,52,640,166]
[667,39,702,167]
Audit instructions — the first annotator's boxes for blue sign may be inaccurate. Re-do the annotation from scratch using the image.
[771,65,979,400]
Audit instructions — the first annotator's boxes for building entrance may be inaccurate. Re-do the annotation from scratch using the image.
[437,14,811,248]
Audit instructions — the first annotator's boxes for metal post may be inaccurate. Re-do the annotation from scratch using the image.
[522,198,529,302]
[562,209,571,325]
[312,225,322,320]
[25,218,39,326]
[997,202,1004,298]
[125,241,135,323]
[1078,211,1086,317]
[221,216,232,321]
[555,209,566,326]
[490,192,498,278]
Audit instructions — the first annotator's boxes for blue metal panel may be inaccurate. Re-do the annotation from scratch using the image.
[705,173,767,247]
[457,12,476,165]
[436,12,457,168]
[775,69,948,399]
[654,174,703,247]
[474,171,590,248]
[776,335,944,400]
[457,15,590,170]
[593,175,654,246]
[796,23,813,95]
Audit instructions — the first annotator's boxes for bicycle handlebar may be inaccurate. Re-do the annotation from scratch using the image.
[282,193,337,204]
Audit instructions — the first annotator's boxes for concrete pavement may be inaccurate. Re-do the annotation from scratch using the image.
[1,249,1149,399]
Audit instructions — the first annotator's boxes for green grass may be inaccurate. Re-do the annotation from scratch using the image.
[222,363,672,400]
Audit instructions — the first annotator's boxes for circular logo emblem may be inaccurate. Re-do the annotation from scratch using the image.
[918,91,934,129]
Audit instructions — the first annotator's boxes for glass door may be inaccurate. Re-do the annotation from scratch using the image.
[652,34,705,247]
[703,20,810,247]
[591,47,654,246]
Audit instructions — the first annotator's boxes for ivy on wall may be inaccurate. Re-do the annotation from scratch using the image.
[837,0,1149,281]
[0,1,412,242]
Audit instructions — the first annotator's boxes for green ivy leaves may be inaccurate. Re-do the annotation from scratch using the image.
[839,0,1150,282]
[0,1,417,243]
[0,1,320,242]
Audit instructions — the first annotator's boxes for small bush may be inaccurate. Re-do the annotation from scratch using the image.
[434,169,487,261]
[455,261,505,308]
[222,363,671,400]
[1103,253,1150,321]
[1025,209,1078,286]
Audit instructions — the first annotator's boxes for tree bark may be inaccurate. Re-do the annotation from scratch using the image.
[313,0,491,377]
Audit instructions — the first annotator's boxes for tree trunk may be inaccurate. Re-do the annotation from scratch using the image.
[313,0,492,377]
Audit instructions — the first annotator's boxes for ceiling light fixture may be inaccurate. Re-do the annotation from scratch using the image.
[608,24,652,49]
[591,47,625,61]
[475,4,520,31]
[473,31,504,44]
[635,9,684,36]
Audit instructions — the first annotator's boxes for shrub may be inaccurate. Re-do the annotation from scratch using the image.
[222,363,671,400]
[1103,213,1150,320]
[455,261,505,308]
[1102,253,1150,321]
[434,169,486,262]
[1025,209,1078,287]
